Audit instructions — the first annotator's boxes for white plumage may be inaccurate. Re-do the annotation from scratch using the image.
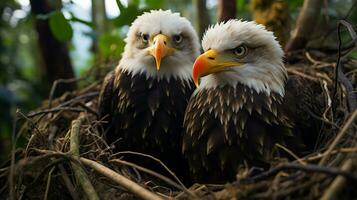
[118,10,200,82]
[198,20,287,96]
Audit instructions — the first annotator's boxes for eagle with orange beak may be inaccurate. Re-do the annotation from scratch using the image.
[183,20,323,183]
[98,10,199,182]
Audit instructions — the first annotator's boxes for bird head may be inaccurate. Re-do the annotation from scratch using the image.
[193,20,287,96]
[119,10,200,81]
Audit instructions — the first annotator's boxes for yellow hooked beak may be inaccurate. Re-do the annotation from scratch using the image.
[149,34,176,70]
[192,49,243,87]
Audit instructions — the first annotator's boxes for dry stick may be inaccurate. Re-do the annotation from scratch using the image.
[275,143,306,165]
[244,163,357,184]
[48,65,98,108]
[298,147,357,163]
[9,113,17,200]
[320,159,353,200]
[57,92,99,108]
[27,107,85,118]
[48,77,83,108]
[110,159,197,198]
[333,20,357,112]
[318,110,357,166]
[79,157,164,200]
[69,115,99,200]
[58,164,80,200]
[44,166,55,200]
[287,68,321,83]
[112,151,187,190]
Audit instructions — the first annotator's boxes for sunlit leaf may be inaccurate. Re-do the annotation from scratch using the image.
[49,11,73,42]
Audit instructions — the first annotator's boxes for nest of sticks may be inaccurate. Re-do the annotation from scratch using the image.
[1,24,357,199]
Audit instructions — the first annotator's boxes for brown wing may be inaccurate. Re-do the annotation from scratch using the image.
[98,71,117,123]
[283,75,326,150]
[182,85,297,183]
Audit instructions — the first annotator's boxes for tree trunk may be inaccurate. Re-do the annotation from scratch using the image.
[218,0,236,22]
[91,0,107,54]
[285,0,323,52]
[29,0,76,97]
[193,0,210,40]
[250,0,290,46]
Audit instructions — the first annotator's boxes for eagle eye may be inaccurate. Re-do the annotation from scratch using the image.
[173,34,183,43]
[233,45,247,57]
[141,33,149,43]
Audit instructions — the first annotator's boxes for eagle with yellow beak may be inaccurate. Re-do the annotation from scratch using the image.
[99,10,199,182]
[183,20,322,183]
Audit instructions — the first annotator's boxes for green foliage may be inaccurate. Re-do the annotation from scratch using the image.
[99,32,125,61]
[113,3,141,27]
[144,0,165,9]
[287,0,304,10]
[49,11,73,42]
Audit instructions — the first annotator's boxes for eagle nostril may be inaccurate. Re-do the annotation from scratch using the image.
[164,41,167,45]
[208,57,215,60]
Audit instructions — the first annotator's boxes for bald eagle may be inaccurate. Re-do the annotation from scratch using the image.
[183,20,323,183]
[99,10,200,183]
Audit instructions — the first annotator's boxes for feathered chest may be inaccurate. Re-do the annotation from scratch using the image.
[183,84,296,182]
[184,84,292,147]
[111,70,194,150]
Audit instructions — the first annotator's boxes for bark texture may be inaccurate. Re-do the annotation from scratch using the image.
[194,0,210,39]
[218,0,236,22]
[285,0,323,52]
[30,0,76,96]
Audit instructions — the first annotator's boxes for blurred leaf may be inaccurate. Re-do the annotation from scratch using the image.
[288,0,304,10]
[115,0,125,11]
[237,0,245,13]
[112,4,141,27]
[144,0,165,9]
[99,33,125,60]
[70,16,93,27]
[49,11,73,42]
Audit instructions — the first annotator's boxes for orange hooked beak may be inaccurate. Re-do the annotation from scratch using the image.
[149,34,176,70]
[192,49,243,87]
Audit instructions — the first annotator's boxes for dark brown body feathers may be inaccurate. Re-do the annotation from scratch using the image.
[99,69,195,184]
[183,76,323,183]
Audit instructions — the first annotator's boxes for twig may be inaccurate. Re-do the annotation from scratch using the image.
[298,147,357,163]
[76,102,99,117]
[9,111,17,200]
[319,110,357,166]
[320,159,353,200]
[110,159,197,198]
[333,20,357,112]
[243,163,357,184]
[16,110,42,142]
[275,143,306,165]
[44,166,55,200]
[287,68,321,83]
[27,107,85,118]
[58,164,80,200]
[112,151,186,190]
[305,52,334,69]
[48,78,83,108]
[343,0,357,20]
[57,92,99,108]
[339,62,357,112]
[79,157,164,200]
[69,114,99,200]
